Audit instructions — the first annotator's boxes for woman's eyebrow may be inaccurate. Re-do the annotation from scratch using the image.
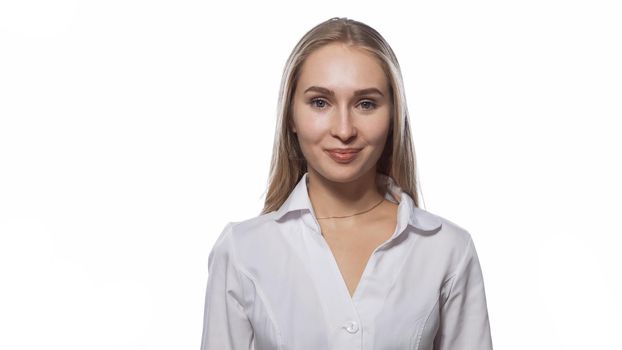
[303,86,384,97]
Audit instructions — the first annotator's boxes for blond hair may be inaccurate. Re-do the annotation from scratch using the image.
[260,17,427,215]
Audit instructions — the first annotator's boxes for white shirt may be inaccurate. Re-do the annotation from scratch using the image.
[200,172,493,350]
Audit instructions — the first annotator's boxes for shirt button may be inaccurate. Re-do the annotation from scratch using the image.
[344,320,359,334]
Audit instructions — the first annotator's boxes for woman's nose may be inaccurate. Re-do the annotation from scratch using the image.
[331,105,357,141]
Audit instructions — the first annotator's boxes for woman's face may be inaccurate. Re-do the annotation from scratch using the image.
[291,43,392,182]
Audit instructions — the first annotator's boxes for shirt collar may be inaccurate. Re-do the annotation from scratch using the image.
[273,172,442,234]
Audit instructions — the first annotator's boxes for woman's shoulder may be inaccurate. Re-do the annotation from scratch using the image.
[229,210,281,237]
[413,207,476,255]
[211,211,281,249]
[207,212,280,264]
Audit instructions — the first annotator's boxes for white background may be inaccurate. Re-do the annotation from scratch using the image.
[1,1,621,349]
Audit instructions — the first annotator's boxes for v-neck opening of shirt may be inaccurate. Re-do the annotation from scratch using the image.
[303,172,405,305]
[318,215,401,304]
[319,232,363,303]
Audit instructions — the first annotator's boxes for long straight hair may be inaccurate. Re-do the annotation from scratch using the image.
[260,17,427,215]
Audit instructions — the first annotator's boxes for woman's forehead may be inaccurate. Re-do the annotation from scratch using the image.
[298,44,389,95]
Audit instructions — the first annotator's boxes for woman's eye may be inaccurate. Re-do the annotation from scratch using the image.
[310,98,328,109]
[360,100,377,110]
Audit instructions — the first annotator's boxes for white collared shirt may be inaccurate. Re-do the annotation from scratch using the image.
[200,172,493,350]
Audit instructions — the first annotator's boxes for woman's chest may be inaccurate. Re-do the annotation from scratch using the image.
[319,217,397,298]
[235,224,448,349]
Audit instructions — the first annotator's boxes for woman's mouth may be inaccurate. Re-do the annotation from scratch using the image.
[325,149,361,163]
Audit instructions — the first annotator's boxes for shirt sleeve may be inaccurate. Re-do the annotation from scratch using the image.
[200,222,254,350]
[434,234,493,350]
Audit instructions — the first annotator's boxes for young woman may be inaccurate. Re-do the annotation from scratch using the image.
[201,17,493,350]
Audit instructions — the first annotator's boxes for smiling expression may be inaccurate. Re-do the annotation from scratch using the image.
[291,42,392,181]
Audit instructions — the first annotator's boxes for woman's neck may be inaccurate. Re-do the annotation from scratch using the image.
[307,169,387,225]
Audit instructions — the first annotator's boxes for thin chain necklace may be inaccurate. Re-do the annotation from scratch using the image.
[316,197,385,219]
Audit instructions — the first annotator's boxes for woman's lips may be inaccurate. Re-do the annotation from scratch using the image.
[326,149,361,163]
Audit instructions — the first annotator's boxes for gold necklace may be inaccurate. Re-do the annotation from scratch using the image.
[316,197,385,219]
